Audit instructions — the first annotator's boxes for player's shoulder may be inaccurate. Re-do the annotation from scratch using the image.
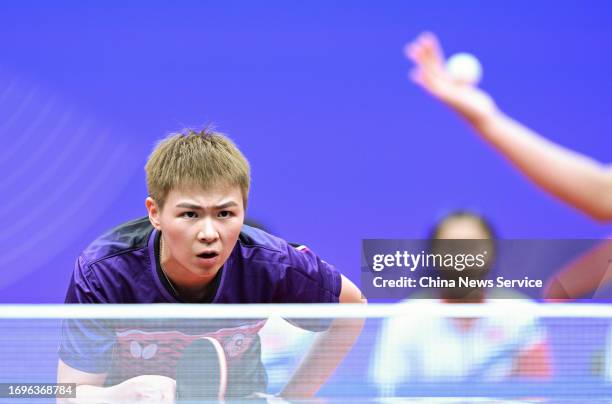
[237,224,311,264]
[78,217,153,268]
[238,224,286,256]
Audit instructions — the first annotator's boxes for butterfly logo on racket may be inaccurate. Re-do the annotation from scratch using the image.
[129,341,158,359]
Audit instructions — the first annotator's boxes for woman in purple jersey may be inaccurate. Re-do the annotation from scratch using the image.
[57,128,365,402]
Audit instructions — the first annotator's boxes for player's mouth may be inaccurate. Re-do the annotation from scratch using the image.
[197,251,219,261]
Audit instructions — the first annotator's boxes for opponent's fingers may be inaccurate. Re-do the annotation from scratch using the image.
[407,44,437,79]
[420,32,445,72]
[421,32,444,61]
[404,41,427,69]
[404,32,432,61]
[406,34,445,80]
[404,42,418,62]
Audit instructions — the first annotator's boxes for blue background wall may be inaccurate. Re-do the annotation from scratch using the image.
[1,1,611,302]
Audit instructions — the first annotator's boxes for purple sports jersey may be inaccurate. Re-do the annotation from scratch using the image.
[60,217,342,396]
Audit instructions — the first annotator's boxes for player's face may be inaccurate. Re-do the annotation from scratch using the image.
[435,216,495,272]
[436,216,490,240]
[148,184,244,287]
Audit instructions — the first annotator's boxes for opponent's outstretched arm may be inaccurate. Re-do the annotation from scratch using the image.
[406,32,612,222]
[544,239,612,300]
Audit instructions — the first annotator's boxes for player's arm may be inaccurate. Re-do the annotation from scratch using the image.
[407,32,612,222]
[57,359,176,403]
[59,261,176,402]
[544,239,612,300]
[57,359,107,403]
[279,275,366,398]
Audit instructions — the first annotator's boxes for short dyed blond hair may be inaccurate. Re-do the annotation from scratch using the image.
[145,128,250,209]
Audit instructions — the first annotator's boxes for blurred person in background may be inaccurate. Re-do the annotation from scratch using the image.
[370,211,551,397]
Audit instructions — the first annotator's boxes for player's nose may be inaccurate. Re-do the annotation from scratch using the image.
[197,218,219,243]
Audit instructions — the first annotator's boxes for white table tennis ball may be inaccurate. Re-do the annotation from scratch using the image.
[446,52,482,85]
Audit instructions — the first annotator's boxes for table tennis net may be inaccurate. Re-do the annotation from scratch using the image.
[1,302,612,400]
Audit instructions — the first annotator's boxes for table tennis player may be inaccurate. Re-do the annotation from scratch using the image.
[56,128,365,402]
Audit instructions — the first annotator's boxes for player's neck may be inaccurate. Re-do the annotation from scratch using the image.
[160,237,215,302]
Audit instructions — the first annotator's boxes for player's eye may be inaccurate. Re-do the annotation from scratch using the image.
[218,210,233,219]
[180,211,198,219]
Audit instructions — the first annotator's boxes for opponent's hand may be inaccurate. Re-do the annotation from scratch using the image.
[107,375,176,403]
[405,32,497,125]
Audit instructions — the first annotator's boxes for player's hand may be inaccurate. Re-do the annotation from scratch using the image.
[107,375,176,403]
[405,32,497,125]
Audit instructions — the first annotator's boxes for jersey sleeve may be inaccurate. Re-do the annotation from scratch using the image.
[58,256,116,374]
[277,243,342,304]
[275,243,343,332]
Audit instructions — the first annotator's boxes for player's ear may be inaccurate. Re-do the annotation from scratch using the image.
[146,197,162,230]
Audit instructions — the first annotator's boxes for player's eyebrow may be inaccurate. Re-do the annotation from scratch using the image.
[175,201,239,210]
[215,201,240,210]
